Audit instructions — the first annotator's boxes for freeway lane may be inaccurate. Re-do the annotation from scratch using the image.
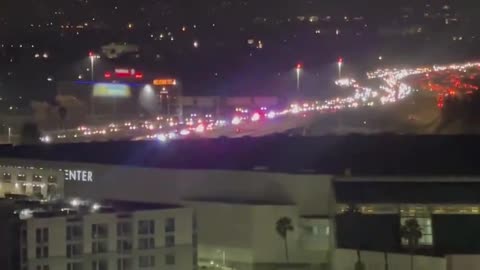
[38,61,480,143]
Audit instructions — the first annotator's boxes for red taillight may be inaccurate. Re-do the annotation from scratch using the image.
[135,72,143,79]
[104,72,112,79]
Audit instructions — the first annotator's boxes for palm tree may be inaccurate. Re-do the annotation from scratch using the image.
[384,251,389,270]
[276,217,294,262]
[354,250,365,270]
[400,218,422,270]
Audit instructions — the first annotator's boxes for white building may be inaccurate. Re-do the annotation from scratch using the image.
[20,200,196,270]
[0,164,64,199]
[188,201,331,270]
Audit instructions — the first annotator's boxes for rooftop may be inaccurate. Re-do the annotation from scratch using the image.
[2,135,480,176]
[15,198,182,219]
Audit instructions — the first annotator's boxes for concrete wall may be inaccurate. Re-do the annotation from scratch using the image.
[0,159,333,217]
[24,207,194,270]
[333,249,446,270]
[190,202,329,270]
[447,255,480,270]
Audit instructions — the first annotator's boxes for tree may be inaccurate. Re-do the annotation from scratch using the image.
[384,251,389,270]
[354,249,365,270]
[19,122,41,145]
[276,217,294,262]
[400,218,422,270]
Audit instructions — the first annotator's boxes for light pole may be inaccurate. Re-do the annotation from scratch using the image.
[337,58,343,79]
[216,250,226,267]
[7,127,11,144]
[296,63,302,92]
[89,52,96,81]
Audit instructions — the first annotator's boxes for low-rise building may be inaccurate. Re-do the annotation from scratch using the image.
[188,201,331,270]
[20,199,196,270]
[0,164,64,200]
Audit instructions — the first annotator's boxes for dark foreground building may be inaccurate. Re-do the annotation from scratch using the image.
[1,136,480,270]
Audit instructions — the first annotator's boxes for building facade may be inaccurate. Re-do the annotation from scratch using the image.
[189,201,331,270]
[20,200,196,270]
[3,157,480,269]
[0,164,64,200]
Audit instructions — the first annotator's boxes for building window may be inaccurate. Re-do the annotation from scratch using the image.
[21,248,26,263]
[36,246,48,258]
[117,222,132,237]
[165,235,175,247]
[117,258,132,270]
[20,228,27,244]
[32,186,42,197]
[165,254,175,265]
[36,265,49,270]
[3,172,11,182]
[33,174,43,182]
[67,225,83,241]
[193,214,197,229]
[193,233,198,247]
[139,256,155,268]
[36,228,49,244]
[92,259,108,270]
[92,224,108,239]
[165,218,175,233]
[92,241,108,254]
[67,262,83,270]
[400,216,433,246]
[117,239,132,253]
[17,173,26,181]
[138,238,155,250]
[47,185,57,196]
[66,243,83,258]
[432,205,480,214]
[21,184,27,194]
[47,176,57,183]
[138,220,154,235]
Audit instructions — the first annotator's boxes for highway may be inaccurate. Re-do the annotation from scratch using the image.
[40,61,480,143]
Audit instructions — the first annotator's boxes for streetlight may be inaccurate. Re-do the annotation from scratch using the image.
[89,52,96,81]
[337,57,343,79]
[296,63,302,92]
[216,249,226,267]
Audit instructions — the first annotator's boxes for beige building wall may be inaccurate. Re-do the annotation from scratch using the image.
[188,202,331,270]
[0,159,333,216]
[333,249,446,270]
[0,163,64,199]
[22,207,195,270]
[447,255,480,270]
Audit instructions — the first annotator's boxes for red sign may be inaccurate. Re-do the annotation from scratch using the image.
[103,68,144,80]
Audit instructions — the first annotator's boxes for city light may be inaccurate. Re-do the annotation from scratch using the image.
[267,111,276,119]
[296,63,302,92]
[89,52,96,81]
[231,116,242,125]
[70,198,81,207]
[338,57,343,79]
[251,112,261,122]
[157,134,168,142]
[195,124,205,133]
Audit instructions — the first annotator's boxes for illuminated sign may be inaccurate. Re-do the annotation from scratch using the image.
[115,68,135,76]
[104,68,144,80]
[93,83,131,98]
[153,79,176,86]
[64,170,93,182]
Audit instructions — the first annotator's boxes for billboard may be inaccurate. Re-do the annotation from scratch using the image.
[93,83,132,98]
[153,78,177,86]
